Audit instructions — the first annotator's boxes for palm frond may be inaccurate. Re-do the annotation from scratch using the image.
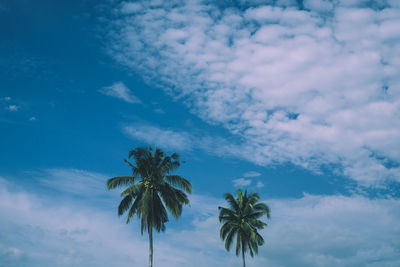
[224,193,239,211]
[159,187,181,219]
[154,147,165,167]
[126,191,143,224]
[255,231,264,246]
[247,218,267,229]
[220,222,235,240]
[118,194,133,216]
[247,193,260,205]
[120,182,143,197]
[106,176,135,190]
[237,189,244,210]
[235,230,241,256]
[246,211,268,220]
[165,175,192,194]
[123,158,135,169]
[152,192,169,232]
[224,228,236,252]
[254,203,271,219]
[248,239,255,257]
[159,183,189,219]
[218,207,236,222]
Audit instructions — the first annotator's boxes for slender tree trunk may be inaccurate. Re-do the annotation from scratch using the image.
[149,227,153,267]
[242,246,246,267]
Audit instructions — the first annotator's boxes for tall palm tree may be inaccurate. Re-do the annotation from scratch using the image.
[218,189,270,267]
[107,146,192,267]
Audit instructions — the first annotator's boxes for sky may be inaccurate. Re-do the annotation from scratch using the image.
[0,0,399,266]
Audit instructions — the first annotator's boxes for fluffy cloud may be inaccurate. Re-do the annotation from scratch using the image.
[107,0,400,186]
[256,181,264,188]
[258,194,400,267]
[0,175,230,267]
[0,177,147,267]
[1,174,400,266]
[99,81,141,104]
[173,193,400,267]
[6,105,19,112]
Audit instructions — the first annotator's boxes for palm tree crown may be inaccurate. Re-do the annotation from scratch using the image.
[107,146,192,267]
[218,189,270,267]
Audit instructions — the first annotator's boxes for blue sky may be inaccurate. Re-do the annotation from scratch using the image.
[1,0,400,266]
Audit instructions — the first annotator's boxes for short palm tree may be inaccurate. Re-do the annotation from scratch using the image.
[218,189,270,267]
[107,146,192,267]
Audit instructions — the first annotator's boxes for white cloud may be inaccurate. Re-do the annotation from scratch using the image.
[120,2,142,14]
[0,177,148,267]
[122,123,255,159]
[108,0,400,186]
[304,0,334,12]
[0,244,26,266]
[36,168,109,197]
[29,116,36,121]
[123,124,193,151]
[243,171,261,177]
[232,178,252,187]
[256,181,264,188]
[171,193,400,267]
[154,108,165,114]
[99,81,141,104]
[257,194,400,267]
[6,105,19,112]
[0,176,229,267]
[1,175,400,266]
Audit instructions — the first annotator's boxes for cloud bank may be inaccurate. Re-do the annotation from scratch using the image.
[108,0,400,186]
[1,174,399,266]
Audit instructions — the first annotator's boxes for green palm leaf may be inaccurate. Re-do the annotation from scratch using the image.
[106,176,135,190]
[165,175,192,194]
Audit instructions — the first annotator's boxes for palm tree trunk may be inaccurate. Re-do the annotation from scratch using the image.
[149,227,153,267]
[242,246,246,267]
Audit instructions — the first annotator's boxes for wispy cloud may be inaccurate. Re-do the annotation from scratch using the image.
[123,124,192,151]
[99,81,141,104]
[154,108,165,114]
[232,178,251,187]
[37,168,109,196]
[122,123,253,159]
[243,171,261,178]
[108,0,400,186]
